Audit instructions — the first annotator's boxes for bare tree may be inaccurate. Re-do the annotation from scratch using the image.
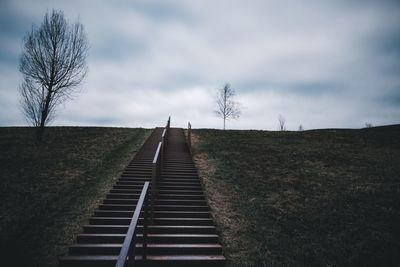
[298,124,304,131]
[215,83,241,130]
[278,114,286,131]
[364,122,373,128]
[19,10,89,140]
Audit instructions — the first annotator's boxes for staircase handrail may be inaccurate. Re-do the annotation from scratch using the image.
[115,181,150,267]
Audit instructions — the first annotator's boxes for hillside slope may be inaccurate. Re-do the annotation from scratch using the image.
[0,127,151,267]
[193,125,400,267]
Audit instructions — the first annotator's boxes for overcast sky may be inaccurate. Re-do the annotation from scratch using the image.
[1,0,399,130]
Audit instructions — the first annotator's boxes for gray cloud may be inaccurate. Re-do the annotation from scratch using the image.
[0,0,399,129]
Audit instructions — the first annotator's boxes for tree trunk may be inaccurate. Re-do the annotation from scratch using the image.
[36,90,52,141]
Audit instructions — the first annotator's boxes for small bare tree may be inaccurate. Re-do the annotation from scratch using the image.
[215,83,241,130]
[19,10,88,140]
[278,114,286,131]
[365,122,373,128]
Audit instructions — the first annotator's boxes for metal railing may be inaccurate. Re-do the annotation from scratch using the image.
[187,122,192,153]
[151,116,170,218]
[115,117,170,267]
[115,181,149,267]
[151,141,162,221]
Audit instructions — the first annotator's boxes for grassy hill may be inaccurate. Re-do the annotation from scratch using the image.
[192,125,400,267]
[0,127,151,267]
[1,125,399,267]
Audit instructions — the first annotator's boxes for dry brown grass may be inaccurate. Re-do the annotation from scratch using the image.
[193,140,257,266]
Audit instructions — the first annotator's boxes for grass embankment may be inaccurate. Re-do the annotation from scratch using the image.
[193,125,400,267]
[0,127,151,267]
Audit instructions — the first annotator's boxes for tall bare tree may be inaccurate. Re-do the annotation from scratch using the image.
[278,114,286,131]
[215,83,241,130]
[19,10,88,140]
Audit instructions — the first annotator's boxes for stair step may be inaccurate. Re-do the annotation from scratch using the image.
[163,162,195,165]
[60,255,225,267]
[98,204,209,211]
[59,255,116,267]
[119,177,152,181]
[104,198,208,205]
[162,169,197,172]
[155,199,208,206]
[115,181,153,186]
[153,205,209,211]
[140,254,226,264]
[83,225,216,234]
[161,170,197,174]
[103,199,137,205]
[159,185,202,190]
[113,184,202,190]
[106,193,205,200]
[77,234,219,244]
[69,243,222,255]
[106,193,140,199]
[160,175,198,179]
[110,189,203,195]
[94,210,210,218]
[158,181,201,186]
[113,185,150,190]
[164,162,195,165]
[69,244,121,255]
[122,171,152,176]
[159,178,200,182]
[157,194,205,200]
[90,217,214,226]
[125,167,152,171]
